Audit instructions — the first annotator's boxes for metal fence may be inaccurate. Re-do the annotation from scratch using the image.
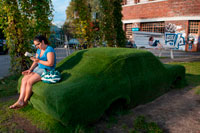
[55,47,75,62]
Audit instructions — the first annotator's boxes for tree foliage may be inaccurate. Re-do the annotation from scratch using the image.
[65,0,101,47]
[73,0,93,47]
[0,0,53,74]
[99,0,126,47]
[65,0,125,47]
[64,1,76,41]
[113,0,126,47]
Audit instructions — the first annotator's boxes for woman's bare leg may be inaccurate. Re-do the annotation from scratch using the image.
[24,73,41,103]
[9,73,33,109]
[9,73,40,109]
[18,73,34,102]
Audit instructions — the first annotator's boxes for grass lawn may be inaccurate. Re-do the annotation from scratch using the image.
[0,74,20,98]
[0,61,200,132]
[169,62,200,91]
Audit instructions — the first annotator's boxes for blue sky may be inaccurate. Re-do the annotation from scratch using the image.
[52,0,71,27]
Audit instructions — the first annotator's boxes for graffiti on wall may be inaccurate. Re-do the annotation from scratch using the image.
[165,23,177,33]
[187,34,199,50]
[188,34,198,45]
[165,23,185,34]
[165,33,185,49]
[165,23,186,50]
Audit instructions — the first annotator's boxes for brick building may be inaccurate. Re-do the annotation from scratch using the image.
[122,0,200,51]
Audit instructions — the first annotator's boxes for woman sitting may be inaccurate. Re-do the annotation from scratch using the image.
[149,36,162,48]
[9,35,56,109]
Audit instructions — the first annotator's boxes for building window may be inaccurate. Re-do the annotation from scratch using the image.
[127,0,134,4]
[140,22,165,33]
[122,0,140,5]
[122,0,163,5]
[189,21,200,34]
[140,0,148,3]
[135,0,140,4]
[125,23,133,39]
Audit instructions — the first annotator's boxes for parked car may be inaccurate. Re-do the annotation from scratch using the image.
[0,39,8,54]
[126,40,137,48]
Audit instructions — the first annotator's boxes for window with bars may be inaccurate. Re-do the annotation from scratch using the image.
[189,21,200,34]
[135,0,140,3]
[140,22,165,33]
[123,0,161,5]
[125,23,133,39]
[122,0,141,5]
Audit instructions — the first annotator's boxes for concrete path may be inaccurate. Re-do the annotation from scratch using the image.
[0,54,10,79]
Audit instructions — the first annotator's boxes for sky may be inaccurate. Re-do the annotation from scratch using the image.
[52,0,71,27]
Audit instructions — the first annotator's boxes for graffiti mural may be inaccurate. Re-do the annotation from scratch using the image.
[188,34,198,45]
[165,33,185,49]
[165,23,177,33]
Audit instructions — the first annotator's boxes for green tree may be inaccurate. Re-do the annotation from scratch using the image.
[64,1,76,40]
[65,0,125,47]
[99,0,115,47]
[0,28,5,39]
[99,0,125,47]
[113,0,126,47]
[73,0,93,47]
[65,0,93,47]
[0,0,53,74]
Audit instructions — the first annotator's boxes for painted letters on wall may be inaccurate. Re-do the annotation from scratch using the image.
[165,33,185,49]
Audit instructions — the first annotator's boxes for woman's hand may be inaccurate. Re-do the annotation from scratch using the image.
[30,57,39,63]
[22,70,31,75]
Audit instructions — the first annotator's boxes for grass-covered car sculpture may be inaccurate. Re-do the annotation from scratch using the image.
[18,47,185,125]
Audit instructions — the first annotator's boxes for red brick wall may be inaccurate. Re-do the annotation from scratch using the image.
[165,21,188,33]
[122,0,200,20]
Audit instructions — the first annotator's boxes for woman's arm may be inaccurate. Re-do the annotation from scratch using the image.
[39,52,54,66]
[31,52,55,67]
[22,53,38,75]
[29,53,39,71]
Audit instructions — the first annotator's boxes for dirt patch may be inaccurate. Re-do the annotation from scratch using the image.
[12,114,45,133]
[0,95,45,133]
[94,86,200,133]
[0,94,18,103]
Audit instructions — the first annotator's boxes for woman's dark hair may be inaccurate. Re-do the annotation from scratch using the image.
[34,35,49,45]
[149,36,154,41]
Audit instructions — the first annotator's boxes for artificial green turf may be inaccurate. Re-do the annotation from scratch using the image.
[17,47,185,125]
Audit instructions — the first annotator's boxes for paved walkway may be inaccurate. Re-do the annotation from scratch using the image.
[147,48,200,63]
[0,54,10,79]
